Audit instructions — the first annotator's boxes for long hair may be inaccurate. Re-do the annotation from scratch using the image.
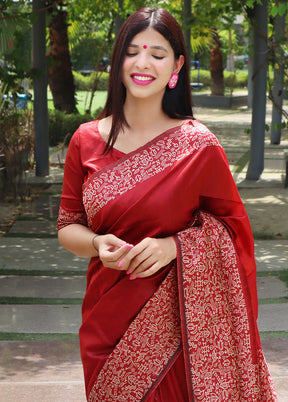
[100,7,193,152]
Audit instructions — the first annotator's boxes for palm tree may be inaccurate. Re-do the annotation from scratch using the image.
[210,29,225,96]
[190,0,241,96]
[47,1,77,114]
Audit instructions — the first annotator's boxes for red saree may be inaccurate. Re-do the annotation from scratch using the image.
[57,119,277,401]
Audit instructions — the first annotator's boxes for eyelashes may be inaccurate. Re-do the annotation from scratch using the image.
[126,52,165,60]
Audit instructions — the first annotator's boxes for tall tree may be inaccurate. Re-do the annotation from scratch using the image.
[270,1,287,144]
[33,0,49,176]
[210,29,225,96]
[183,0,192,65]
[246,0,268,180]
[190,0,242,96]
[47,1,77,114]
[115,0,125,37]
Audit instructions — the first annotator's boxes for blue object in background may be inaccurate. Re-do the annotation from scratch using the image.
[16,93,29,109]
[2,93,30,109]
[190,61,203,89]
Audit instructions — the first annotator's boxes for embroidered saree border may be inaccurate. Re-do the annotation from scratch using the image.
[88,267,182,402]
[82,121,220,228]
[176,212,277,401]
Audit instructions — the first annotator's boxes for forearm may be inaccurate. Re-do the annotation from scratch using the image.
[58,224,98,258]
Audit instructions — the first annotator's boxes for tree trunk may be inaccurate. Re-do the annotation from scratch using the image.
[246,0,268,181]
[270,3,286,145]
[115,0,124,38]
[226,30,234,72]
[183,0,192,66]
[33,0,49,177]
[247,25,253,109]
[210,30,224,96]
[48,7,77,114]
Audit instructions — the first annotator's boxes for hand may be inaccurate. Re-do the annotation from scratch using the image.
[119,237,177,280]
[95,234,133,269]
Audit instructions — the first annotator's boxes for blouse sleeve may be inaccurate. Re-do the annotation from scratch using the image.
[199,145,258,317]
[57,128,88,230]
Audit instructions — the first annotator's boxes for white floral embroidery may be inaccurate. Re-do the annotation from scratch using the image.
[83,121,221,227]
[88,267,181,401]
[57,206,87,230]
[177,212,277,401]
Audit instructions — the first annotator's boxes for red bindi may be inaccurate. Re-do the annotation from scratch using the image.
[143,45,147,49]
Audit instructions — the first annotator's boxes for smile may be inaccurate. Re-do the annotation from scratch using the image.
[131,74,155,86]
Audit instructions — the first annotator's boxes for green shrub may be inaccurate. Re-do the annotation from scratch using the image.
[190,69,210,87]
[190,69,248,90]
[48,109,103,146]
[0,106,34,200]
[73,71,92,91]
[73,69,248,93]
[232,71,248,88]
[73,71,109,91]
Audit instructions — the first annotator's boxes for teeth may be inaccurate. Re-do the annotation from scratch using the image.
[133,75,153,81]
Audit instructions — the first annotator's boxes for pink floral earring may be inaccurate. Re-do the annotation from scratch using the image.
[168,73,178,89]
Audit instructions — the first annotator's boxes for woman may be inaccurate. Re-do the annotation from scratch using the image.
[57,7,277,401]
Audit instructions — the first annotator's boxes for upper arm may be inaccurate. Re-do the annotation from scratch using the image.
[57,129,88,230]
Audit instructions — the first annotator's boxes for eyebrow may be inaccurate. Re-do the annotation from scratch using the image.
[127,44,168,53]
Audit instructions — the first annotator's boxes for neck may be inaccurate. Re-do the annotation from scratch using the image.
[123,94,168,133]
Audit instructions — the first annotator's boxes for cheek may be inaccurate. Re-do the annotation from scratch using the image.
[121,60,130,84]
[161,62,174,80]
[122,58,132,73]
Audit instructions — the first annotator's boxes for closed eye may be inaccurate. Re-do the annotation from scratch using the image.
[153,55,165,60]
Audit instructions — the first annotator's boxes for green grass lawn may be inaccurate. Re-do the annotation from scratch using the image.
[47,90,107,114]
[27,90,107,115]
[76,90,107,114]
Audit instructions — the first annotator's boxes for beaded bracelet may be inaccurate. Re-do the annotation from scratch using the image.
[92,235,99,254]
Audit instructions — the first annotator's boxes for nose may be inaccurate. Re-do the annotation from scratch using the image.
[135,51,150,69]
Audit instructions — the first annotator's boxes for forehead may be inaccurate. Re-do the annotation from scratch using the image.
[129,28,172,51]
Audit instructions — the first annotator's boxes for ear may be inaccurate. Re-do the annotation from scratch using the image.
[174,55,185,74]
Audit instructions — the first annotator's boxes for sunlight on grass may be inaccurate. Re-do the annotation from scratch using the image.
[48,89,107,114]
[29,90,107,115]
[75,91,107,113]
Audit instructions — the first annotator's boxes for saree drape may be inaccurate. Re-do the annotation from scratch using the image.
[57,119,277,401]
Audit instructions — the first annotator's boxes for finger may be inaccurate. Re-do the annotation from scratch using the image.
[104,238,132,253]
[129,261,160,280]
[121,243,151,273]
[127,252,155,274]
[101,243,133,265]
[121,248,151,275]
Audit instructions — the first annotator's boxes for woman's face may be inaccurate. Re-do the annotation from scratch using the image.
[122,28,184,101]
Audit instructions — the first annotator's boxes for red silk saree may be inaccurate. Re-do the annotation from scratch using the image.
[57,119,277,401]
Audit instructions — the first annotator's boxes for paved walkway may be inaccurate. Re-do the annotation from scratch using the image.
[0,99,288,401]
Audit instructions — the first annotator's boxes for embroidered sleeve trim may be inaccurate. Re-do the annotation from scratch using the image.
[57,206,88,231]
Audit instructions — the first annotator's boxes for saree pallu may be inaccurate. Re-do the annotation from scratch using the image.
[88,212,277,401]
[57,119,277,401]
